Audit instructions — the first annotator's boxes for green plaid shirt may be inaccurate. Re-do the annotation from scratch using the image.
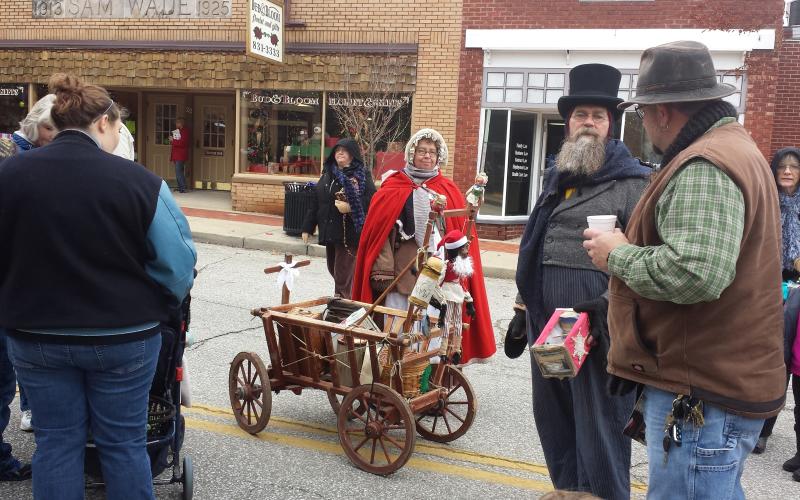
[608,121,745,304]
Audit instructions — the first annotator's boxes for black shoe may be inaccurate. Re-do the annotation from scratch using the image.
[784,452,800,472]
[753,436,768,454]
[0,463,31,481]
[793,467,800,482]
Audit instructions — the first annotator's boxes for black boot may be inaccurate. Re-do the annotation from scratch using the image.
[793,467,800,482]
[753,436,768,454]
[784,435,800,472]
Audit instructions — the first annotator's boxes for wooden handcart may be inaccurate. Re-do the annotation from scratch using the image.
[228,195,482,475]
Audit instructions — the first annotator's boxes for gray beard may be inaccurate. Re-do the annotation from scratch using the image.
[555,133,606,176]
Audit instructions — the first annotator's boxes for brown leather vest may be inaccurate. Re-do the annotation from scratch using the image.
[607,122,786,418]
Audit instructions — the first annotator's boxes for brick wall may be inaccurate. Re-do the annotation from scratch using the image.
[455,0,786,235]
[476,223,525,241]
[771,29,800,155]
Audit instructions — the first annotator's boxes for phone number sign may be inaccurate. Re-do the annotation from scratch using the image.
[32,0,232,18]
[247,0,283,64]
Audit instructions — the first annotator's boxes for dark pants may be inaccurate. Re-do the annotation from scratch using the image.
[174,160,186,192]
[529,348,635,500]
[326,243,356,299]
[760,372,800,447]
[0,328,22,474]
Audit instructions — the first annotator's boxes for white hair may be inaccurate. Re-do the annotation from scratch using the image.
[17,94,56,143]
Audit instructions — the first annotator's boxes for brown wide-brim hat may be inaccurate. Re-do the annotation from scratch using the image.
[618,41,736,110]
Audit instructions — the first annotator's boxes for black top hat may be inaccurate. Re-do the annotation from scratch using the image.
[557,64,624,120]
[618,41,736,109]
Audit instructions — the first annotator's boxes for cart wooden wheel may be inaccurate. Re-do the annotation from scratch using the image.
[337,383,415,475]
[327,389,366,418]
[415,365,476,443]
[229,351,272,434]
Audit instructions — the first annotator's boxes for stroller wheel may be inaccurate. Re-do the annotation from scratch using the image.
[182,456,194,500]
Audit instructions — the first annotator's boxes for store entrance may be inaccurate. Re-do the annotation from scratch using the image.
[192,95,235,190]
[145,94,188,187]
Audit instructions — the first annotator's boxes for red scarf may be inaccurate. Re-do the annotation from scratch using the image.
[353,171,496,363]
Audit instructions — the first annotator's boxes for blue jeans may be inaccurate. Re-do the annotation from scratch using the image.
[643,386,763,500]
[0,328,23,474]
[8,334,161,500]
[174,160,186,192]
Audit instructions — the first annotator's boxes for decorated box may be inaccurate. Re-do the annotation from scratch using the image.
[532,308,592,379]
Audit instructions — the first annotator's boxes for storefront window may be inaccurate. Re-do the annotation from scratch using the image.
[622,112,662,165]
[0,84,28,136]
[240,90,323,175]
[325,93,412,178]
[479,109,537,217]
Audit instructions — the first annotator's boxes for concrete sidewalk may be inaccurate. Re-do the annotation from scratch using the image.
[181,205,519,279]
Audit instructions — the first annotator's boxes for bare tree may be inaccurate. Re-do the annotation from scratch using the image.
[328,54,413,172]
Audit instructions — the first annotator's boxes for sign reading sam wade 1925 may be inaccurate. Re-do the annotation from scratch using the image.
[247,0,283,64]
[32,0,232,18]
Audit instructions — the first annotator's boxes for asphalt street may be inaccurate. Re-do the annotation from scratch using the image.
[1,242,799,499]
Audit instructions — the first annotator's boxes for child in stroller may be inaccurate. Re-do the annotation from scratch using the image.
[86,295,194,500]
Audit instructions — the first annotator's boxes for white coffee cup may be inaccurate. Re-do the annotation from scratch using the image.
[587,215,617,232]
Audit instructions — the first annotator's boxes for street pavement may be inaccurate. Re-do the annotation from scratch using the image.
[1,242,799,499]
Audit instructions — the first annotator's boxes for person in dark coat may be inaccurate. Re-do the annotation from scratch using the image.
[513,64,651,500]
[754,147,800,461]
[302,138,375,298]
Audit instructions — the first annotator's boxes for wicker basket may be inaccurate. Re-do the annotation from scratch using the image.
[147,395,176,440]
[378,348,430,398]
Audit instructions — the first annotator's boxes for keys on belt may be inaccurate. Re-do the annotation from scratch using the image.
[662,394,704,464]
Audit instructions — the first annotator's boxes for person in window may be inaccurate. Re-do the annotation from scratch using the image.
[302,138,375,298]
[351,128,495,364]
[513,64,651,500]
[0,73,196,499]
[169,117,190,193]
[754,147,800,461]
[0,94,57,160]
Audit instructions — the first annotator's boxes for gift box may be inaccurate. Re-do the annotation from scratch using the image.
[532,308,591,379]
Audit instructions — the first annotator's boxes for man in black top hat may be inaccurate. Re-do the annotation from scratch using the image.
[511,63,651,500]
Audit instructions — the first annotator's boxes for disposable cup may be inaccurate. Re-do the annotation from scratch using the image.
[587,215,617,232]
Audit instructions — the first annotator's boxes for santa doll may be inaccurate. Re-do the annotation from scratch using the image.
[436,229,476,364]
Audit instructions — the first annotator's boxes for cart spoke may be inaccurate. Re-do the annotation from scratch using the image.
[447,384,463,398]
[431,415,439,433]
[238,365,247,386]
[247,361,252,385]
[445,407,465,423]
[447,400,469,405]
[246,400,252,423]
[442,412,453,434]
[369,437,378,464]
[377,437,392,463]
[236,376,247,391]
[352,436,370,453]
[251,397,263,408]
[381,433,405,451]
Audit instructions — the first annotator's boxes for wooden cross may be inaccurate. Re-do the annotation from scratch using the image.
[264,253,311,305]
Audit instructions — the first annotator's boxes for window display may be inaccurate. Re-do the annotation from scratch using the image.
[240,90,323,175]
[0,84,28,136]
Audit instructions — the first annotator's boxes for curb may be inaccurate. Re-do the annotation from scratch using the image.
[191,229,516,279]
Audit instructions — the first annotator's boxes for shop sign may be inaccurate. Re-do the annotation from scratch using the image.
[247,0,283,64]
[0,86,24,97]
[327,95,410,109]
[204,149,224,156]
[244,91,319,107]
[510,141,531,179]
[31,0,232,18]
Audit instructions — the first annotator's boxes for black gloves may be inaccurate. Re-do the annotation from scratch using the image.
[465,301,476,319]
[573,296,610,356]
[574,296,640,397]
[504,307,528,359]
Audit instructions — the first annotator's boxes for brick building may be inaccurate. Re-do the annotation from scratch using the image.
[456,0,788,240]
[0,0,462,213]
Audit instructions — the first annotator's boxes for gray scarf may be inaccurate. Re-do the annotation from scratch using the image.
[780,189,800,271]
[403,163,440,184]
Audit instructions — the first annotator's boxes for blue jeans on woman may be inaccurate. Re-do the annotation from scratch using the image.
[643,386,763,500]
[8,333,161,500]
[174,160,186,193]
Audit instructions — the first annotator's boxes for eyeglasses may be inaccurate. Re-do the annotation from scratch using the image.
[415,148,438,157]
[634,105,646,120]
[780,164,800,172]
[571,110,608,123]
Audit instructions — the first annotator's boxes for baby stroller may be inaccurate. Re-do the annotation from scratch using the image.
[86,295,194,499]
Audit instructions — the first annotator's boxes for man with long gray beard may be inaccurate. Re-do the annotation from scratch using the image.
[510,64,651,500]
